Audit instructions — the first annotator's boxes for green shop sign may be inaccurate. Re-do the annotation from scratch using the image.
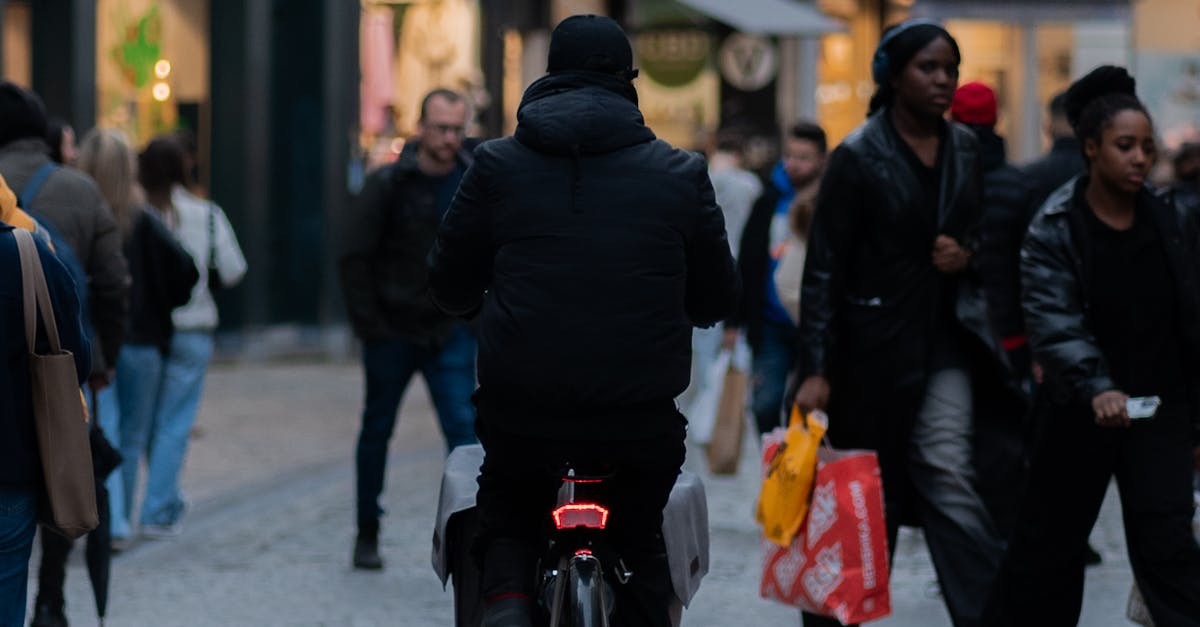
[636,29,710,88]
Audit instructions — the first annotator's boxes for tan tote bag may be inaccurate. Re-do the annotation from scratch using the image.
[15,228,98,539]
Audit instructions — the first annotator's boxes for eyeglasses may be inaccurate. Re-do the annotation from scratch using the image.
[423,123,466,136]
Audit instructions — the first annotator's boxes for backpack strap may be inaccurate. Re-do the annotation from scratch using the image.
[18,162,60,210]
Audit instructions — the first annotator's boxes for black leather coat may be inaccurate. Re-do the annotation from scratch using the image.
[1021,178,1200,441]
[798,110,1026,528]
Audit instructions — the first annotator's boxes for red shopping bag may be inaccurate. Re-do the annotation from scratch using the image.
[760,448,891,624]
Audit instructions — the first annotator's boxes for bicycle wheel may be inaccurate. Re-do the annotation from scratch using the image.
[566,553,611,627]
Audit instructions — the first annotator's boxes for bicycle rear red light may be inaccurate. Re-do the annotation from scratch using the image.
[552,503,610,530]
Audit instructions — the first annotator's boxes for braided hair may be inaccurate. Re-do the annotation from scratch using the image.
[1063,65,1150,156]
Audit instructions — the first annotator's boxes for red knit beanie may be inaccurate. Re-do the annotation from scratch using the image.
[950,81,997,126]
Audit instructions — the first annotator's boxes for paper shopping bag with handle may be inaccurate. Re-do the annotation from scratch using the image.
[760,446,891,624]
[706,362,748,475]
[756,406,827,546]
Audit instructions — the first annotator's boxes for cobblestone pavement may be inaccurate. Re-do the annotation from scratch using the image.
[31,361,1135,626]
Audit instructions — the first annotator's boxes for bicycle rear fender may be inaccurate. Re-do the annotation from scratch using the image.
[431,444,711,608]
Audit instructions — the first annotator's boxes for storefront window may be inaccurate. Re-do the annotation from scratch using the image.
[629,1,718,151]
[95,0,210,176]
[359,0,484,170]
[2,1,32,87]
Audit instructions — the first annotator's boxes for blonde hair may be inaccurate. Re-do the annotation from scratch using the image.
[77,128,144,237]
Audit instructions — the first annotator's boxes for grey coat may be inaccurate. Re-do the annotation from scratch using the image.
[0,139,131,373]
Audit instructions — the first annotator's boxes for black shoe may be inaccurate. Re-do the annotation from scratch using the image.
[31,602,68,627]
[1085,543,1103,567]
[353,533,383,570]
[482,597,533,627]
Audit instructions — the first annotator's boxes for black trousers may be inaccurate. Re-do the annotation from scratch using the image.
[472,415,685,627]
[987,403,1200,626]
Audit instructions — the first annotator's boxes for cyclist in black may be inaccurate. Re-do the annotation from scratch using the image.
[428,14,739,627]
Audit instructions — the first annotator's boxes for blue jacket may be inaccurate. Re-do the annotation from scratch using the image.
[1,223,91,488]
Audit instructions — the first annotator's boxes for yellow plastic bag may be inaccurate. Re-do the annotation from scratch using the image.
[756,406,827,546]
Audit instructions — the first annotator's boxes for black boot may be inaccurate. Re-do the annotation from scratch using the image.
[353,529,383,570]
[482,596,533,627]
[31,602,68,627]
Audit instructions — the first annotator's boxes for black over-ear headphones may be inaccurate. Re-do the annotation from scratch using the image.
[871,18,945,85]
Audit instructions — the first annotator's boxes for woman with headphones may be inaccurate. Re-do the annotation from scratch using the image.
[793,20,1023,627]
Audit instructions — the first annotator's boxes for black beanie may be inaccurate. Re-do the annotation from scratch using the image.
[547,14,635,78]
[0,82,48,149]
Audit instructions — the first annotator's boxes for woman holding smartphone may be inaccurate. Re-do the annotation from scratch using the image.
[988,66,1200,625]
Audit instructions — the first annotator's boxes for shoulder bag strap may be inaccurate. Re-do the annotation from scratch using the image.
[18,162,60,210]
[14,228,63,355]
[208,201,219,271]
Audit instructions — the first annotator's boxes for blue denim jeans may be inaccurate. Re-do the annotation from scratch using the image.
[356,325,477,530]
[141,332,213,527]
[751,319,798,435]
[0,488,36,626]
[115,332,214,529]
[92,385,130,540]
[115,343,165,533]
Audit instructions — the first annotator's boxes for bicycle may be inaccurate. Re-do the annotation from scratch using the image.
[432,444,707,627]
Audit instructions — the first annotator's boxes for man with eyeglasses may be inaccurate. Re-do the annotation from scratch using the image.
[339,88,477,570]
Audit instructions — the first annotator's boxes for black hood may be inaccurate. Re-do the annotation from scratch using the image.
[971,124,1007,173]
[514,71,655,157]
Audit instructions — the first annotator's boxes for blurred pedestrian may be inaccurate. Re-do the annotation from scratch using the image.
[46,118,77,167]
[171,128,207,200]
[951,82,1033,384]
[679,127,759,434]
[30,128,185,626]
[1,176,92,627]
[1172,142,1200,215]
[771,175,816,326]
[114,137,243,541]
[427,15,738,626]
[988,65,1200,626]
[735,121,826,435]
[338,88,477,571]
[0,81,130,407]
[793,20,1023,627]
[1023,91,1087,215]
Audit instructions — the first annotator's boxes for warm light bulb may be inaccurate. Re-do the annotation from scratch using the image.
[154,59,171,79]
[152,82,171,102]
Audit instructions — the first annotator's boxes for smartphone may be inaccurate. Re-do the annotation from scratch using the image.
[1126,396,1161,420]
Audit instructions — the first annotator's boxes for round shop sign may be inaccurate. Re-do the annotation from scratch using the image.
[637,29,711,88]
[718,33,778,92]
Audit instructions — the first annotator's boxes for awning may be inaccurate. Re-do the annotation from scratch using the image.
[911,0,1129,21]
[675,0,844,36]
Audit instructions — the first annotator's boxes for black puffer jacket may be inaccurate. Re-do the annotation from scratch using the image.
[1021,178,1200,440]
[972,126,1033,343]
[428,71,739,439]
[1022,137,1085,216]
